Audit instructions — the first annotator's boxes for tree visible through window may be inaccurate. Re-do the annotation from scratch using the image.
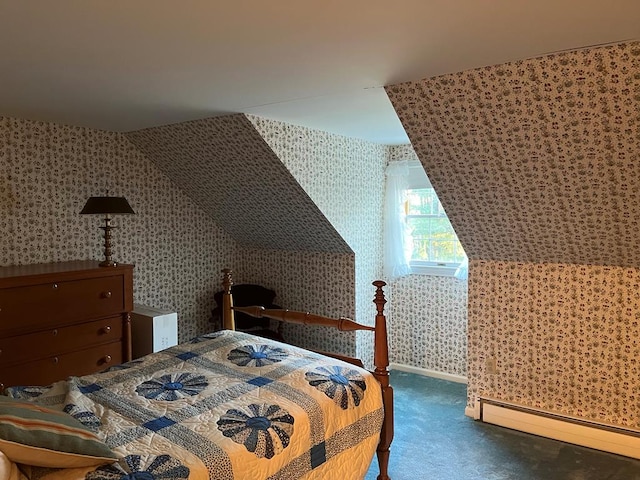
[406,188,466,266]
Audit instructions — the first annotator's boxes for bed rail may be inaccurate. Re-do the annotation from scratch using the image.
[219,268,393,480]
[232,305,376,332]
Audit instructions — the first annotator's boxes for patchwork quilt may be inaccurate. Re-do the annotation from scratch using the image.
[11,330,384,479]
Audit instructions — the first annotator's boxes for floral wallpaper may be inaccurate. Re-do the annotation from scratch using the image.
[387,262,468,378]
[248,116,387,365]
[388,144,419,163]
[387,41,640,427]
[125,115,350,254]
[0,113,390,364]
[126,115,382,357]
[387,145,468,378]
[237,248,357,357]
[469,260,640,428]
[1,112,466,380]
[0,116,238,342]
[386,41,640,267]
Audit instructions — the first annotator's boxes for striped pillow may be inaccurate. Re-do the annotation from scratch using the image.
[0,396,118,468]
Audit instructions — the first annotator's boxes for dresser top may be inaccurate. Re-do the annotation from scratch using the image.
[0,260,134,283]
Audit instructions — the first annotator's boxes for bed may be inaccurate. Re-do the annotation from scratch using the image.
[0,269,393,480]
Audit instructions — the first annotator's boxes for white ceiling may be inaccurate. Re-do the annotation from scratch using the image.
[0,1,638,145]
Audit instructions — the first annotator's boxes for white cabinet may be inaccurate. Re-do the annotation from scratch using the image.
[131,304,178,359]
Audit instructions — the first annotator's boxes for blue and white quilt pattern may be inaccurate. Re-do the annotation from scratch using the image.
[19,331,384,480]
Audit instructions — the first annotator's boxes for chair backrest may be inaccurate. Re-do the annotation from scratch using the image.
[213,284,279,331]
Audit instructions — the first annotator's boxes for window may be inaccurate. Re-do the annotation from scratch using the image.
[383,160,466,279]
[405,187,466,276]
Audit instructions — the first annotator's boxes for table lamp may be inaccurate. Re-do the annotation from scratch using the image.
[80,193,135,267]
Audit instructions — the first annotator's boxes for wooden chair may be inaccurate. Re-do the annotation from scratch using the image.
[210,284,285,342]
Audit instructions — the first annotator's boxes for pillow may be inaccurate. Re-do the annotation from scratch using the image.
[0,396,118,468]
[4,385,52,400]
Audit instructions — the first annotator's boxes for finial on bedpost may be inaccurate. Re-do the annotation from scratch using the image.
[372,280,393,480]
[221,269,235,331]
[373,280,388,374]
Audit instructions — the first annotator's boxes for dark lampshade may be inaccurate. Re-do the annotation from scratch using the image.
[80,194,135,267]
[80,196,135,215]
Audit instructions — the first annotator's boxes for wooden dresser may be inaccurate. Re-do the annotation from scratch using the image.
[0,261,133,391]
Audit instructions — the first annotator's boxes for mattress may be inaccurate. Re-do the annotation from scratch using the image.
[7,330,384,479]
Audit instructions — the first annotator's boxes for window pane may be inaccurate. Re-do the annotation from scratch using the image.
[407,189,439,215]
[406,188,465,264]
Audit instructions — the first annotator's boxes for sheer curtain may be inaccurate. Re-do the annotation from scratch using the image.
[383,161,412,280]
[454,255,469,281]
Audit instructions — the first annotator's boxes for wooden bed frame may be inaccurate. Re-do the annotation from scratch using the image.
[220,269,394,480]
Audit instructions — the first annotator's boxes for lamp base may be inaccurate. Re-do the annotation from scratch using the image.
[99,260,118,267]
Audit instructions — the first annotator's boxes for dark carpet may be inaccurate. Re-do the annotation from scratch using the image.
[365,371,640,480]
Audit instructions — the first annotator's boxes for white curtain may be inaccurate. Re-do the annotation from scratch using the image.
[454,255,469,281]
[383,161,412,280]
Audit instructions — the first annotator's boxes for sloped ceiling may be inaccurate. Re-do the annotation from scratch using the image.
[126,114,351,253]
[386,42,640,267]
[3,2,639,145]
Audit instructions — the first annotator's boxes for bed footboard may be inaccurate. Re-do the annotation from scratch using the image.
[219,268,394,480]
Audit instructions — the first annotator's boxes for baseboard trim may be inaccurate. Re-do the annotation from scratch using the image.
[465,404,481,420]
[390,362,468,384]
[478,397,640,460]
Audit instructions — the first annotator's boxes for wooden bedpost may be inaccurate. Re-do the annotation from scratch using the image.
[372,280,393,480]
[219,272,393,478]
[221,269,235,330]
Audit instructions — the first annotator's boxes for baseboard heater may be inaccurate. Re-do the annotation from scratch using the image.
[476,397,640,460]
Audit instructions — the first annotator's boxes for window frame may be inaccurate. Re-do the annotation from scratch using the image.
[404,164,464,277]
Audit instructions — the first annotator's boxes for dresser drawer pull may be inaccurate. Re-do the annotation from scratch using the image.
[101,326,112,334]
[52,283,58,289]
[101,355,112,364]
[52,329,58,336]
[52,357,59,364]
[101,291,112,299]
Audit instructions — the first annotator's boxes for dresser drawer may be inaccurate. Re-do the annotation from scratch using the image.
[0,275,124,335]
[0,316,123,367]
[0,341,123,390]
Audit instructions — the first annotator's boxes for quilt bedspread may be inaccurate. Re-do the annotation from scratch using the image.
[15,330,384,479]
